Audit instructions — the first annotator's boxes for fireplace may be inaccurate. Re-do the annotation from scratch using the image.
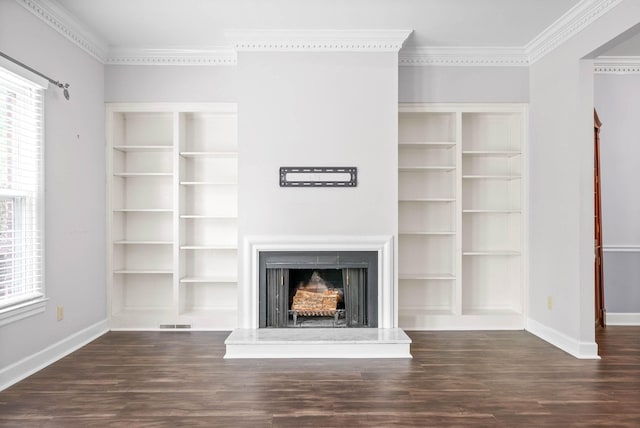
[225,235,411,358]
[236,235,395,329]
[259,251,378,328]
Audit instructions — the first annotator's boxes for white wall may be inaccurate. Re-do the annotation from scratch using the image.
[105,65,237,102]
[399,66,529,103]
[105,62,530,105]
[0,1,106,387]
[236,51,399,327]
[528,0,640,357]
[237,52,398,236]
[594,73,640,316]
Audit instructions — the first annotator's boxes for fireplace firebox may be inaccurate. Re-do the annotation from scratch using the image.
[259,251,378,328]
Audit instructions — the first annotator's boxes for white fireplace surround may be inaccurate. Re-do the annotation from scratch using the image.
[239,235,395,329]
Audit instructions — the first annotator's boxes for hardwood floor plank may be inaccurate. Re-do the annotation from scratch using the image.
[1,328,640,426]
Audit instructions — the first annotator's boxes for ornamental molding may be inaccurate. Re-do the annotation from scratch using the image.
[106,48,237,66]
[526,0,624,64]
[225,29,413,52]
[14,0,627,67]
[399,47,528,67]
[593,56,640,74]
[15,0,108,62]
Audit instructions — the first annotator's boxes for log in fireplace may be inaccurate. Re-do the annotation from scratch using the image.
[259,251,378,328]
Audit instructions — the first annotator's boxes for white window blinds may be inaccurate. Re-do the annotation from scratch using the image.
[0,65,44,310]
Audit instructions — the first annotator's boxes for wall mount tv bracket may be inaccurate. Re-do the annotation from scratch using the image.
[279,167,357,187]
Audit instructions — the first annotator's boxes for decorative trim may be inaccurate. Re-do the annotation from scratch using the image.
[15,0,626,67]
[106,48,237,66]
[0,319,109,391]
[526,0,624,64]
[399,47,529,67]
[603,244,640,252]
[226,29,413,52]
[15,0,108,62]
[0,297,47,327]
[594,57,640,74]
[241,235,395,329]
[526,318,600,359]
[606,313,640,326]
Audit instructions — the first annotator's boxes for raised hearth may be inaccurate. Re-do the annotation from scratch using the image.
[224,328,412,358]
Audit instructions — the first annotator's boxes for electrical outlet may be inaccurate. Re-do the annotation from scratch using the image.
[547,296,553,310]
[57,305,64,321]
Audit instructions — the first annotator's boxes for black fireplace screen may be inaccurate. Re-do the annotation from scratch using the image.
[259,251,377,328]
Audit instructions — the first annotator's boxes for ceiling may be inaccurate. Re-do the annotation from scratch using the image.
[55,0,581,49]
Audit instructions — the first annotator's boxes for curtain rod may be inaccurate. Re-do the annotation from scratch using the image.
[0,50,70,100]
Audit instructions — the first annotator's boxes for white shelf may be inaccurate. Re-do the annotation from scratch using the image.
[180,214,237,219]
[114,208,172,213]
[113,240,173,245]
[462,209,521,214]
[399,231,455,236]
[462,175,521,180]
[399,308,454,316]
[180,181,237,186]
[462,251,521,256]
[462,151,520,157]
[461,308,522,316]
[180,276,238,283]
[180,245,237,250]
[398,104,526,330]
[113,172,173,177]
[113,145,173,152]
[180,151,237,158]
[399,198,456,203]
[400,273,456,280]
[399,166,456,172]
[399,141,456,148]
[113,270,173,274]
[107,104,238,330]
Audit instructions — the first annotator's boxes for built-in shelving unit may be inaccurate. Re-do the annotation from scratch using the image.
[398,104,527,330]
[107,104,238,330]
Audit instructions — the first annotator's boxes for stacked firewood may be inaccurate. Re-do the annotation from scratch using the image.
[292,289,340,312]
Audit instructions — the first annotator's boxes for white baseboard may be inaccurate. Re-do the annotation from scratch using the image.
[606,312,640,326]
[0,319,109,391]
[526,318,600,359]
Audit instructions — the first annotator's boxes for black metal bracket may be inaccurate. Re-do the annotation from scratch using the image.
[279,167,357,187]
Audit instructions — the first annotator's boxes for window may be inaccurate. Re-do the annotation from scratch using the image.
[0,64,45,325]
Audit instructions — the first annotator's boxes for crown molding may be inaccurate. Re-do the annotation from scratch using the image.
[526,0,624,64]
[14,0,626,68]
[225,29,413,52]
[594,56,640,73]
[106,48,237,66]
[399,47,528,67]
[15,0,108,62]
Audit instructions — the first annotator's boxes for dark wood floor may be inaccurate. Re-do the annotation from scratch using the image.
[1,327,639,427]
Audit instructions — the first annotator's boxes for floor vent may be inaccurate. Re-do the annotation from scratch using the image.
[159,324,192,329]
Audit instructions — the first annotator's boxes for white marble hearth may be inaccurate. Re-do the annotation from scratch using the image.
[224,328,412,359]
